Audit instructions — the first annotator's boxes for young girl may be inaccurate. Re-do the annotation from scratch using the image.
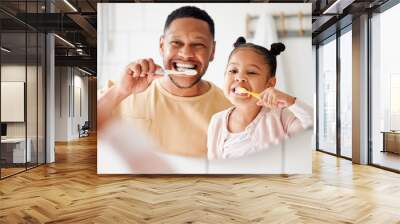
[207,37,313,160]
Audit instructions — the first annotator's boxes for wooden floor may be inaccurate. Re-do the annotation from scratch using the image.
[373,150,400,171]
[1,167,26,178]
[1,135,400,223]
[1,163,44,178]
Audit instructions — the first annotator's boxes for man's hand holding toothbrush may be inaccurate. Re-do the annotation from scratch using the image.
[116,58,164,98]
[98,58,162,131]
[98,58,197,131]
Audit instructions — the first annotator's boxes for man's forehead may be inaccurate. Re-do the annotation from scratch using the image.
[164,18,212,39]
[165,34,209,42]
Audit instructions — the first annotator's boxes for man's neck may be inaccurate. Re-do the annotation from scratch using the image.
[160,77,210,97]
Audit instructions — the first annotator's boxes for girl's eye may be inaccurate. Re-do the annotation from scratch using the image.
[248,71,258,75]
[228,69,238,74]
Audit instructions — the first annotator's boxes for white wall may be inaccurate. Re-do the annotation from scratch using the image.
[279,37,313,105]
[55,66,68,141]
[72,73,89,138]
[54,67,89,141]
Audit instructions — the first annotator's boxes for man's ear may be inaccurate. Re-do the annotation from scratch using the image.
[266,76,276,88]
[159,35,165,57]
[209,41,216,62]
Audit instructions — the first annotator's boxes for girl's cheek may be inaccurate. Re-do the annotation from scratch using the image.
[224,82,231,94]
[253,81,268,93]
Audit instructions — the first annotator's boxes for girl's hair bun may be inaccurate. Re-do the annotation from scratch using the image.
[233,36,246,48]
[270,43,285,56]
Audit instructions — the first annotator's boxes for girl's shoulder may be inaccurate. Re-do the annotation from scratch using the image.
[209,107,235,128]
[211,106,235,120]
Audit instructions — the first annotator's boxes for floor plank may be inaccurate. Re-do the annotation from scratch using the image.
[1,135,400,223]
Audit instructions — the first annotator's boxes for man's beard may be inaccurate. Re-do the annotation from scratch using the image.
[168,75,203,89]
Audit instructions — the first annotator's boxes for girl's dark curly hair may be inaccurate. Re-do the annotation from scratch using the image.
[228,36,285,76]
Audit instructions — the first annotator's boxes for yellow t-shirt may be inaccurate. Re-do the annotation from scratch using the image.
[104,79,231,157]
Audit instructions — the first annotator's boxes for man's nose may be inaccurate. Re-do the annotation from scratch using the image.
[178,45,195,59]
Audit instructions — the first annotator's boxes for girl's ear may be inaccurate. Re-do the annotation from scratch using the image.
[266,76,276,88]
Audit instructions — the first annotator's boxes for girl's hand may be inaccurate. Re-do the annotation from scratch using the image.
[256,87,296,109]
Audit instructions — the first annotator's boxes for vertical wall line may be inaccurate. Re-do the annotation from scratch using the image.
[336,27,341,157]
[316,45,319,150]
[25,0,28,171]
[0,25,2,179]
[367,11,373,165]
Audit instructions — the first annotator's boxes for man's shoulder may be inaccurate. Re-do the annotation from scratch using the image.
[208,81,224,95]
[207,81,232,108]
[124,81,158,108]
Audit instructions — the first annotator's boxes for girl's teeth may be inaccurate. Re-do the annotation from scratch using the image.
[233,89,243,95]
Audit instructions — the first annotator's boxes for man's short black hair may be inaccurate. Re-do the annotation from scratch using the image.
[164,6,215,38]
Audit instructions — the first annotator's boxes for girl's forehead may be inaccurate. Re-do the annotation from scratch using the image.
[229,48,268,64]
[231,48,264,59]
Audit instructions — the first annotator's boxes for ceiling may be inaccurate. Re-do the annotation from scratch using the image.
[0,0,392,75]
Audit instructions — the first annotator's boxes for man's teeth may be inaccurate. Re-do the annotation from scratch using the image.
[176,63,196,70]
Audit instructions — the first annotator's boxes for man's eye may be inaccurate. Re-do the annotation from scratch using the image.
[170,41,180,46]
[193,43,205,48]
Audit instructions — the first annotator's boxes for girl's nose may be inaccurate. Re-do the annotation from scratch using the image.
[235,74,247,82]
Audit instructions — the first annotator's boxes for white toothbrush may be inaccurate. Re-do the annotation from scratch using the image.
[155,68,197,76]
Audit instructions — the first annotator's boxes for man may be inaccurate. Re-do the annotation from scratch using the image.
[98,6,231,157]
